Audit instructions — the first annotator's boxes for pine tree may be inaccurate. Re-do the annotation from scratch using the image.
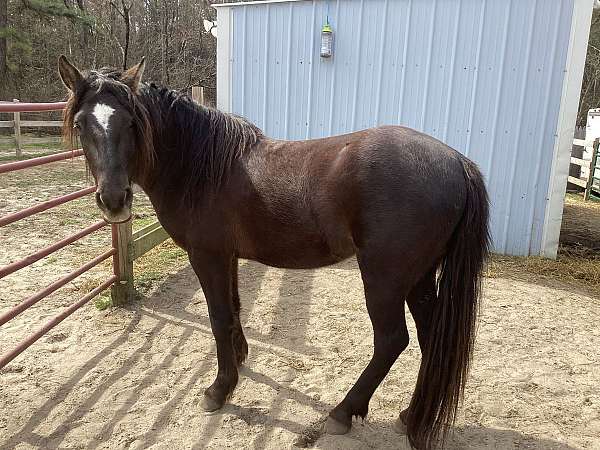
[0,0,92,99]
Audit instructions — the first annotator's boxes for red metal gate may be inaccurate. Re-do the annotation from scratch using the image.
[0,101,121,369]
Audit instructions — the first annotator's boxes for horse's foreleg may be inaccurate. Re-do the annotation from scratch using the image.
[327,264,410,435]
[189,250,238,412]
[231,258,248,366]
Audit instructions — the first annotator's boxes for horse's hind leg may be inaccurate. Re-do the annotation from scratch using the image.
[406,269,437,352]
[327,257,411,434]
[231,258,248,366]
[396,269,437,433]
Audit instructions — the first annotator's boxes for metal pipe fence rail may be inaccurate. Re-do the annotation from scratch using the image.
[0,92,207,370]
[0,101,123,370]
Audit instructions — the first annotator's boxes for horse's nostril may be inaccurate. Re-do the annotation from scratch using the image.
[124,187,133,205]
[97,189,128,212]
[100,193,111,210]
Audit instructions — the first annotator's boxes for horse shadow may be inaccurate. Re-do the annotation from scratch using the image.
[312,423,581,450]
[141,259,323,355]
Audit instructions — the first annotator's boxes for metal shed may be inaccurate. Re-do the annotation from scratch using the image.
[214,0,594,257]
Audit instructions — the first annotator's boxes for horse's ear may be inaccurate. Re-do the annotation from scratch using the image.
[58,55,84,92]
[122,57,146,92]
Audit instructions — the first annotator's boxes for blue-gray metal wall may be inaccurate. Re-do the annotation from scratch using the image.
[225,0,575,256]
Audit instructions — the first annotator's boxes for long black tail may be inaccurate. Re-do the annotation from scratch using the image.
[405,156,490,449]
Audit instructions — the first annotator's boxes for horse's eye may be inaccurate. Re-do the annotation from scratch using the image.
[73,122,81,130]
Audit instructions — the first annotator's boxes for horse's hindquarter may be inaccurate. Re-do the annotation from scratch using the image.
[351,126,468,267]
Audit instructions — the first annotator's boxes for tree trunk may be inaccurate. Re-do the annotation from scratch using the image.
[160,1,171,85]
[121,0,130,70]
[0,0,8,99]
[161,11,167,83]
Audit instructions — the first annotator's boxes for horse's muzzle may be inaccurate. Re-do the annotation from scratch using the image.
[96,186,133,224]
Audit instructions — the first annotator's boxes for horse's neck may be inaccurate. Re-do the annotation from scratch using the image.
[133,91,257,211]
[135,90,184,187]
[133,102,200,210]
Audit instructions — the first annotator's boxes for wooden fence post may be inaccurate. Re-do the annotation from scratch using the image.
[111,220,134,305]
[192,86,205,105]
[585,138,600,201]
[13,99,22,158]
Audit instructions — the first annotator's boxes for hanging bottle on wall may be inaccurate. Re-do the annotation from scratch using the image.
[320,19,333,58]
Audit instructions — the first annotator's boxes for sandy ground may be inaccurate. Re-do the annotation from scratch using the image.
[1,259,600,450]
[1,160,600,449]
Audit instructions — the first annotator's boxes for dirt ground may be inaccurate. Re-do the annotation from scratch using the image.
[561,194,600,250]
[1,159,600,449]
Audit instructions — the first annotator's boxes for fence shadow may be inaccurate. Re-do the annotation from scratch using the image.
[0,309,144,449]
[2,258,586,450]
[138,261,328,449]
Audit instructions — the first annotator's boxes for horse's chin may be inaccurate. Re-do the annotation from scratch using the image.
[102,209,132,224]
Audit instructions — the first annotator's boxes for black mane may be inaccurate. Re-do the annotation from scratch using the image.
[137,82,263,197]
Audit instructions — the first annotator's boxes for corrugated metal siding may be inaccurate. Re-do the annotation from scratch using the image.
[227,0,575,256]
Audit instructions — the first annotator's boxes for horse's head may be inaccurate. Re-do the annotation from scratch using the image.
[58,55,152,223]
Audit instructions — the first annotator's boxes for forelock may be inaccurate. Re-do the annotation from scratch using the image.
[83,70,131,105]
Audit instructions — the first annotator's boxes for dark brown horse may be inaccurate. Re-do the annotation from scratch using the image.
[58,56,490,450]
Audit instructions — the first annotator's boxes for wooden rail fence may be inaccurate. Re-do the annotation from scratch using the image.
[0,99,63,158]
[1,88,206,159]
[569,137,600,201]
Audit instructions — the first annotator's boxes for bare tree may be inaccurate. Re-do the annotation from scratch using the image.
[1,0,218,105]
[110,0,132,69]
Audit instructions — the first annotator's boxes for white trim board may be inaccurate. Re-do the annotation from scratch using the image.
[541,0,594,258]
[216,6,232,112]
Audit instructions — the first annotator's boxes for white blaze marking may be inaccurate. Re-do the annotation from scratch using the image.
[92,103,115,133]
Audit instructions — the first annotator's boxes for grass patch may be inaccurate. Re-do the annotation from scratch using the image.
[488,246,600,297]
[133,240,188,295]
[94,293,112,311]
[565,191,600,208]
[0,132,62,149]
[133,215,160,233]
[488,194,599,296]
[0,150,66,163]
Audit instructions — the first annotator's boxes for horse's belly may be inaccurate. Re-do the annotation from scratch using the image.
[238,229,355,270]
[250,251,353,270]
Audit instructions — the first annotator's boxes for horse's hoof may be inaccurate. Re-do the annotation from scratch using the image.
[393,416,407,434]
[325,416,351,435]
[200,394,223,412]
